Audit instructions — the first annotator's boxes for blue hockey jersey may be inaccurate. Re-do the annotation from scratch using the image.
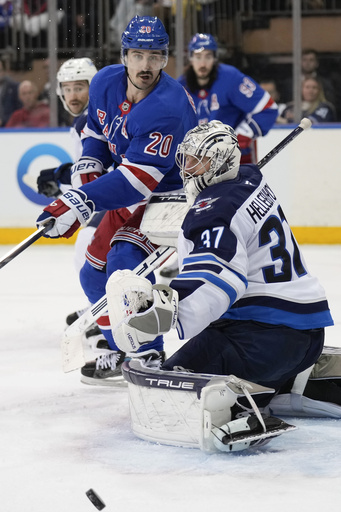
[171,165,333,340]
[178,63,278,139]
[78,65,197,211]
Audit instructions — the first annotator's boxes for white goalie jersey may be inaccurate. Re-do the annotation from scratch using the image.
[170,164,333,340]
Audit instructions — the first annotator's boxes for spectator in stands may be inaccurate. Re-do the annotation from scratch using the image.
[10,0,65,38]
[281,76,336,124]
[0,56,21,127]
[109,0,154,47]
[152,0,172,35]
[280,48,335,107]
[5,79,50,127]
[259,78,287,124]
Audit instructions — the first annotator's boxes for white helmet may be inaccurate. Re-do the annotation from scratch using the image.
[175,120,241,204]
[56,58,97,116]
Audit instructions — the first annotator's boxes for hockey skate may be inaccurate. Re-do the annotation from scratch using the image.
[211,413,296,452]
[81,350,127,387]
[66,308,88,326]
[81,349,166,387]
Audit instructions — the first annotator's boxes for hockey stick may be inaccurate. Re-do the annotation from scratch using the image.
[257,117,312,170]
[61,244,175,372]
[0,220,54,270]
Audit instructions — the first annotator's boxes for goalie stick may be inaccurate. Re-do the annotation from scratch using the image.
[0,220,54,270]
[62,245,175,372]
[257,117,312,170]
[61,118,312,372]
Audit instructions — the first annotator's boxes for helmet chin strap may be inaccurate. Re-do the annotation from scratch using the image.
[126,68,162,91]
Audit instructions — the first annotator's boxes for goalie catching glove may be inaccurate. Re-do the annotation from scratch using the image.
[106,270,179,353]
[36,189,95,238]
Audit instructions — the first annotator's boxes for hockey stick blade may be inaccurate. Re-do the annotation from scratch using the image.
[61,245,175,372]
[0,220,54,270]
[258,117,312,170]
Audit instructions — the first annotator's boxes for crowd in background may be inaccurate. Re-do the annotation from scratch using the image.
[1,1,341,127]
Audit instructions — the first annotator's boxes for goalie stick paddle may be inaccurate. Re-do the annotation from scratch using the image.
[0,220,54,270]
[257,117,312,170]
[62,244,175,372]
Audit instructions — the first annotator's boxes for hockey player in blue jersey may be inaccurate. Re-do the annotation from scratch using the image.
[107,121,333,403]
[36,16,197,385]
[178,33,278,164]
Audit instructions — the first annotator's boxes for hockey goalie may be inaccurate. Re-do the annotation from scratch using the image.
[105,121,338,453]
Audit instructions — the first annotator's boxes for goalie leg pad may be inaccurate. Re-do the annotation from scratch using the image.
[270,346,341,418]
[122,360,292,453]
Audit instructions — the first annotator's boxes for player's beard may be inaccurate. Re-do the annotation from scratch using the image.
[196,67,210,80]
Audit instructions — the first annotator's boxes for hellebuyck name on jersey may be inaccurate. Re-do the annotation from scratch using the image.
[245,183,277,224]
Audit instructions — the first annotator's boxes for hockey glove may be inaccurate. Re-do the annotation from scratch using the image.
[71,157,103,188]
[106,269,179,353]
[37,162,73,197]
[36,189,95,238]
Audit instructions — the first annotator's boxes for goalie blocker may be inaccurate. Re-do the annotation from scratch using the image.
[122,358,296,453]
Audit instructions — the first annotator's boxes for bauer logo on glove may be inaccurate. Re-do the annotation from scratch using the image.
[36,189,95,239]
[106,270,179,353]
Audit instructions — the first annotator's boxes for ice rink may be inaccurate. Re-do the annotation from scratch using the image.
[1,243,341,512]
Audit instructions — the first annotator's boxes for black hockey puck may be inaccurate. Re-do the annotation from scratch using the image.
[86,489,106,510]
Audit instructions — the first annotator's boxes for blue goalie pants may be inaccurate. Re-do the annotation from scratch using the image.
[162,319,324,403]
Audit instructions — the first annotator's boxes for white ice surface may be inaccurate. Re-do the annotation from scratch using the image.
[1,244,341,512]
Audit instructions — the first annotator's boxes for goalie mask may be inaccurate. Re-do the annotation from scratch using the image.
[175,121,241,204]
[121,15,169,70]
[56,58,97,116]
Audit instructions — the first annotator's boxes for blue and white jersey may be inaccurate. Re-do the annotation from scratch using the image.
[178,64,278,139]
[70,109,88,161]
[171,165,333,340]
[58,110,88,194]
[79,64,197,211]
